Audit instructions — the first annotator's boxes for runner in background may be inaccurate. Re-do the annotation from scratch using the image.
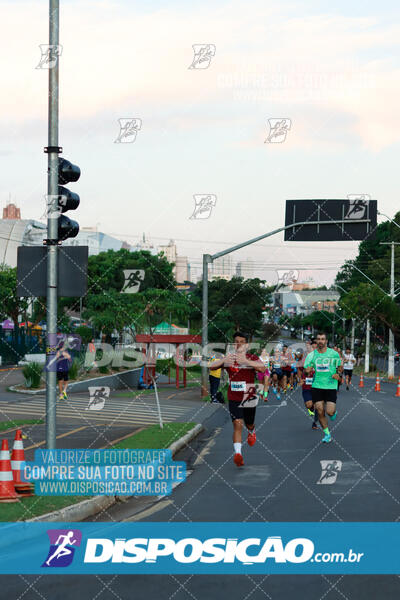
[290,348,298,389]
[333,344,344,392]
[270,346,284,400]
[342,347,356,390]
[301,366,319,429]
[209,332,265,467]
[281,344,292,392]
[257,348,270,401]
[295,348,305,387]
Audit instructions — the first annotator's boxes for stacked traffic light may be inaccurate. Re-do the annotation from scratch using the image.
[57,158,80,241]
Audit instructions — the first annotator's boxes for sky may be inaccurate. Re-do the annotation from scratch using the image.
[1,0,400,286]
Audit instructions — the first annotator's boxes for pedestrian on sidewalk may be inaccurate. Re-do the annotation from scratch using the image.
[208,354,223,403]
[56,342,71,400]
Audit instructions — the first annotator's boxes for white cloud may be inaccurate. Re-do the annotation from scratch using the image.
[1,1,400,150]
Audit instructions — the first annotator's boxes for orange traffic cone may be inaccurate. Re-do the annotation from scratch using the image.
[0,439,19,502]
[11,430,34,496]
[359,374,364,388]
[374,373,381,392]
[396,376,400,398]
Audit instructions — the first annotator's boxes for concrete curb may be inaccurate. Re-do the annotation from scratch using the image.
[26,423,204,522]
[8,385,45,395]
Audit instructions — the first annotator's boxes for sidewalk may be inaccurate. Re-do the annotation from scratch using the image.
[0,366,23,397]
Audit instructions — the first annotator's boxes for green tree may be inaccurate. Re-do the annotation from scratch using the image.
[339,283,400,335]
[59,248,176,326]
[188,277,273,342]
[301,310,334,333]
[0,266,28,332]
[88,249,175,294]
[336,211,400,292]
[72,249,185,339]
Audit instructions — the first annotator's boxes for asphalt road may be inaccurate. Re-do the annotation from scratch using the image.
[1,377,399,598]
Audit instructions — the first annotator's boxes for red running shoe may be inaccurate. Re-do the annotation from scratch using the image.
[233,453,244,467]
[247,430,256,446]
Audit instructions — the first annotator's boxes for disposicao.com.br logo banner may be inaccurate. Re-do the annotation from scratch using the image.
[0,523,398,574]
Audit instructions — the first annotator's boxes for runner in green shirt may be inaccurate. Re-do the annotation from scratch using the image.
[304,332,342,443]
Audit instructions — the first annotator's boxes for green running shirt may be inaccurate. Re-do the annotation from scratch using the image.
[303,348,341,390]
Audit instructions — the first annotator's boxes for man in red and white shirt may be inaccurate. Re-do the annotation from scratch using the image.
[210,331,265,467]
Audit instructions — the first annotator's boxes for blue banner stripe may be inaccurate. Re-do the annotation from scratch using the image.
[0,523,398,574]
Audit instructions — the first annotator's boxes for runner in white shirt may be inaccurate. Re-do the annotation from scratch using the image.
[257,348,271,401]
[343,346,356,390]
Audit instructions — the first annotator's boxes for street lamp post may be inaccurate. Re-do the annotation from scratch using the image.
[365,318,370,374]
[380,241,400,380]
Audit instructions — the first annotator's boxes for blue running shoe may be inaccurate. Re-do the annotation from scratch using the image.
[330,411,337,421]
[322,433,332,443]
[277,393,281,401]
[272,387,277,394]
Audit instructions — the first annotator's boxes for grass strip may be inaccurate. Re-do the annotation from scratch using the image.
[0,419,44,433]
[0,422,195,521]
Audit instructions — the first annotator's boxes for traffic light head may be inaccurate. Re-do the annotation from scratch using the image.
[58,214,79,240]
[58,158,81,185]
[56,157,81,241]
[58,186,80,212]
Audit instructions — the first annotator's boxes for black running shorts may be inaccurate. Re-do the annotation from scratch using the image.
[57,371,69,381]
[343,369,353,380]
[311,388,337,404]
[229,400,256,426]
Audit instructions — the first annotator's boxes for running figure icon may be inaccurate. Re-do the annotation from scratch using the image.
[45,531,77,566]
[41,529,82,568]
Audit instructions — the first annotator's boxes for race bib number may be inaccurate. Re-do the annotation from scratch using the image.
[305,377,314,385]
[316,359,330,372]
[230,381,246,392]
[273,364,280,369]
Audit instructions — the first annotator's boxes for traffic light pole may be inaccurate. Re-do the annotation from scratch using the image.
[200,218,372,396]
[46,0,60,449]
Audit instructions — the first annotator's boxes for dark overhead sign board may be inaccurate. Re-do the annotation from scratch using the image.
[284,199,377,242]
[17,246,88,297]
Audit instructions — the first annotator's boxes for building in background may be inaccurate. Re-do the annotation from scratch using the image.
[175,256,189,283]
[236,258,254,279]
[0,218,46,268]
[158,239,189,283]
[292,282,311,291]
[130,233,157,255]
[0,201,136,264]
[212,255,232,280]
[3,202,20,220]
[159,239,177,263]
[273,287,340,316]
[62,226,126,255]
